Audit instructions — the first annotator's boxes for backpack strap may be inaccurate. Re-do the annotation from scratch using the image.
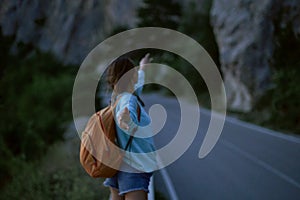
[113,94,141,151]
[124,136,133,151]
[134,92,145,107]
[124,103,141,151]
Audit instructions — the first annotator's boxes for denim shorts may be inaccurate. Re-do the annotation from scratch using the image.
[103,171,153,196]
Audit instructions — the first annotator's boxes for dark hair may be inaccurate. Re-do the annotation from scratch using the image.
[106,57,145,106]
[107,57,135,93]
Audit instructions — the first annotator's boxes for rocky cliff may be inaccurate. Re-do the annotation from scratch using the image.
[0,0,140,64]
[210,0,300,111]
[1,0,299,111]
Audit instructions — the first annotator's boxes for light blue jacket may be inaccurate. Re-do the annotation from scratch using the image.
[114,70,157,172]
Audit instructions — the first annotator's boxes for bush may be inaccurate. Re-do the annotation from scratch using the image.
[179,0,220,66]
[0,51,76,159]
[0,141,109,200]
[268,19,300,134]
[137,0,182,29]
[242,20,300,134]
[0,33,78,185]
[269,68,300,133]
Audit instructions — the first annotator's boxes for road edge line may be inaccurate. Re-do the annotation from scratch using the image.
[148,176,155,200]
[221,139,300,189]
[160,168,179,200]
[200,107,300,144]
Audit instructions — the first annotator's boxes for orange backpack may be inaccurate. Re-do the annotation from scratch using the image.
[79,100,139,178]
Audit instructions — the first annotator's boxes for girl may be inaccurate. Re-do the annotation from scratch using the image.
[103,54,156,200]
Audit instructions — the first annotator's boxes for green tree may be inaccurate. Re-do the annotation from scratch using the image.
[268,20,300,134]
[137,0,182,29]
[245,15,300,134]
[0,33,78,185]
[179,0,220,66]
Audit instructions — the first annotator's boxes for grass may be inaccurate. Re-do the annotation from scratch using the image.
[0,136,110,200]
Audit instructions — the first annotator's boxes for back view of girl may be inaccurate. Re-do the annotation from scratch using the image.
[103,54,156,200]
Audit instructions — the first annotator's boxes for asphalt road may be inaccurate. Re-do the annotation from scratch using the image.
[141,93,300,200]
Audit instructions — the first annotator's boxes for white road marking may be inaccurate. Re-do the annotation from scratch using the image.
[160,167,179,200]
[200,107,300,144]
[221,139,300,189]
[148,176,155,200]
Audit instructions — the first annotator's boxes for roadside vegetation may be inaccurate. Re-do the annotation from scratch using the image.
[0,32,109,199]
[236,12,300,135]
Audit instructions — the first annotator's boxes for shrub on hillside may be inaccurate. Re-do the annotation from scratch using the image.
[0,34,78,185]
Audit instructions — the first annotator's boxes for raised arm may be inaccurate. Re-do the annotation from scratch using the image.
[134,53,152,95]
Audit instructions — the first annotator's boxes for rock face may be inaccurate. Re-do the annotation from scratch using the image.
[0,0,140,64]
[210,0,300,111]
[2,0,299,112]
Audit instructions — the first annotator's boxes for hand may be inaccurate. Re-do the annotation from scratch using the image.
[118,107,131,130]
[139,53,153,70]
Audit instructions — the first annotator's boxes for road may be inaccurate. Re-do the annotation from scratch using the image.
[141,93,300,200]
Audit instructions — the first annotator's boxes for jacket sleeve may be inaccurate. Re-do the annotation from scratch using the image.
[115,94,150,134]
[134,70,145,96]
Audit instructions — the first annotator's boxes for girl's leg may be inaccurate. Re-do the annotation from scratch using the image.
[125,190,147,200]
[110,187,124,200]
